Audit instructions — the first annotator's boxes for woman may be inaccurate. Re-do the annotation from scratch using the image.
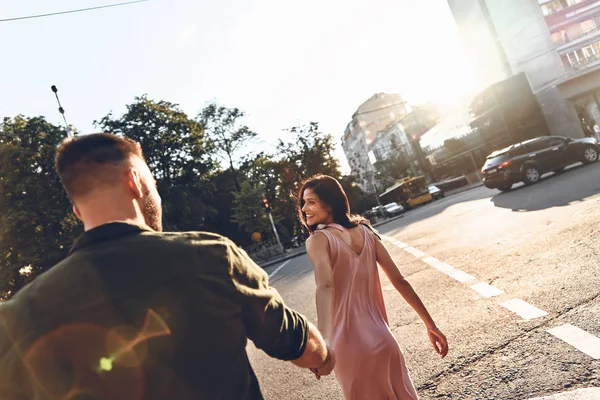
[298,174,448,399]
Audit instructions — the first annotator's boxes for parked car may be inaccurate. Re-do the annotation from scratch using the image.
[383,202,405,217]
[481,136,599,192]
[428,185,445,200]
[371,205,386,218]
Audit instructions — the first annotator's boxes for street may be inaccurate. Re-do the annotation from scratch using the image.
[248,162,600,399]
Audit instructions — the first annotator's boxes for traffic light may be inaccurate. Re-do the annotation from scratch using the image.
[262,198,270,210]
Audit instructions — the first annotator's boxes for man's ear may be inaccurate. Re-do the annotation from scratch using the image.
[126,167,144,199]
[72,204,82,221]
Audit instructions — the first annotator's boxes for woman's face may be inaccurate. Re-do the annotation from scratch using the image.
[302,188,333,226]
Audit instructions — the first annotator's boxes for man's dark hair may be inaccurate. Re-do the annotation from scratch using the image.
[55,133,144,200]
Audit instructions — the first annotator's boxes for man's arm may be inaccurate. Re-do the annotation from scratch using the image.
[226,240,334,373]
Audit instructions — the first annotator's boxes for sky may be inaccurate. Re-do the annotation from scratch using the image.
[1,0,478,173]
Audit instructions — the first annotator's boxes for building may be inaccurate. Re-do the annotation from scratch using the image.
[341,93,410,192]
[448,0,600,139]
[419,73,549,181]
[368,122,413,164]
[470,73,550,151]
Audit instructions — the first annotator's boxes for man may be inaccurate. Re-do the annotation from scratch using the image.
[0,133,334,399]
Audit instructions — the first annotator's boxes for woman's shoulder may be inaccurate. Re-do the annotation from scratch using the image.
[359,222,381,240]
[306,230,329,244]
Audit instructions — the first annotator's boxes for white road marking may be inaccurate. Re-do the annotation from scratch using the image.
[528,387,600,399]
[422,256,457,275]
[391,240,408,249]
[381,234,600,362]
[470,282,504,298]
[404,246,427,259]
[268,259,292,279]
[448,269,477,283]
[500,298,548,320]
[547,324,600,360]
[382,236,408,249]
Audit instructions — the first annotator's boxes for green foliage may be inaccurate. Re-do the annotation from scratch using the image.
[96,95,216,231]
[231,181,270,237]
[374,154,411,182]
[0,102,377,296]
[274,122,342,240]
[0,116,81,298]
[198,103,257,190]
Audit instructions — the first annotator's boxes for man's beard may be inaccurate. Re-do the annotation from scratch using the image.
[142,183,163,232]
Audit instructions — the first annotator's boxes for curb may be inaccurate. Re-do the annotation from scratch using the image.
[260,249,308,269]
[372,214,405,229]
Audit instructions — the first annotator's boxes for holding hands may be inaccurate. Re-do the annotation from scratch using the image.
[310,346,336,380]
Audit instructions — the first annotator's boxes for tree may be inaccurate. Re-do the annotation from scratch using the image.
[198,103,258,190]
[338,175,372,214]
[374,154,411,182]
[231,181,270,237]
[96,95,216,231]
[275,122,342,239]
[0,116,81,299]
[443,138,467,156]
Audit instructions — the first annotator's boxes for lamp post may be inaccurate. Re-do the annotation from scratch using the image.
[262,198,284,255]
[50,85,72,137]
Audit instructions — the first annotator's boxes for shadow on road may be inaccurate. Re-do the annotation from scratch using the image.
[491,163,600,212]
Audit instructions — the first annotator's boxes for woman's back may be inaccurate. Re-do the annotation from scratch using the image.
[314,223,388,347]
[314,223,418,399]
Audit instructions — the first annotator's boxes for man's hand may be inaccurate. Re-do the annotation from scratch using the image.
[309,346,336,380]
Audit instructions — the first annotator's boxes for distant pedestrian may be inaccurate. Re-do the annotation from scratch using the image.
[593,123,600,142]
[0,133,335,400]
[298,174,448,400]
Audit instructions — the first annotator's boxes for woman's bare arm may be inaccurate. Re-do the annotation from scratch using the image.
[373,233,448,358]
[305,233,335,345]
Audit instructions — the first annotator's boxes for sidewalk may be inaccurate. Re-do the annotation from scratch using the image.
[259,245,308,269]
[529,388,600,399]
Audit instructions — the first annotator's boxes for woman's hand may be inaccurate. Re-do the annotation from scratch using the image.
[427,327,448,358]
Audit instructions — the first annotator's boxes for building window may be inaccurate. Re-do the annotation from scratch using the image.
[541,0,565,16]
[551,18,600,45]
[561,40,600,68]
[541,0,587,16]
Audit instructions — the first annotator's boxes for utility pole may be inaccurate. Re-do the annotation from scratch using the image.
[469,151,483,182]
[51,85,72,137]
[262,198,284,254]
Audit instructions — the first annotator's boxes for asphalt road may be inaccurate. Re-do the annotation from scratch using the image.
[248,162,600,400]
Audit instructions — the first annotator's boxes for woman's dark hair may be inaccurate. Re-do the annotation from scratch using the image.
[297,174,369,233]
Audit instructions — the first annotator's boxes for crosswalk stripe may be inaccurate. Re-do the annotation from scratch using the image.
[547,324,600,360]
[500,298,548,320]
[470,282,504,298]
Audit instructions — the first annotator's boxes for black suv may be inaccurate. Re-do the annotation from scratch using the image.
[481,136,599,192]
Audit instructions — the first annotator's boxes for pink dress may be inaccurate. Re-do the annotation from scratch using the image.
[314,223,418,400]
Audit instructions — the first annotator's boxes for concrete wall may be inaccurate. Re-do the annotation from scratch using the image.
[536,85,585,137]
[448,0,586,138]
[559,68,600,99]
[484,0,565,91]
[447,0,510,88]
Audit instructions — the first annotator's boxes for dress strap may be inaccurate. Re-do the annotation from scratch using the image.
[360,222,381,240]
[315,223,344,232]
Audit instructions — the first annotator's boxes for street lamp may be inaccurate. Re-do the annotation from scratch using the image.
[262,197,284,255]
[50,85,72,137]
